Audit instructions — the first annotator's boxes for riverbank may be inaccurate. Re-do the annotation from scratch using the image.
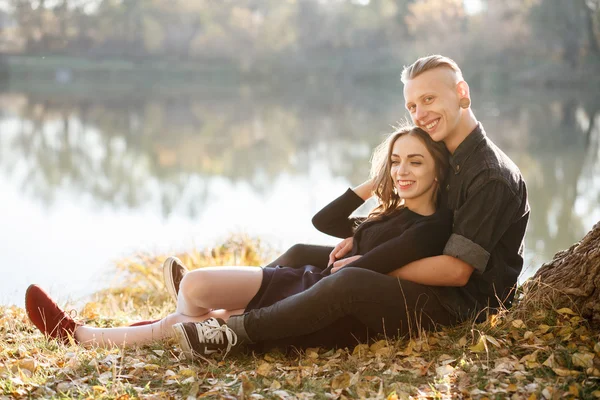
[1,236,599,399]
[3,54,600,90]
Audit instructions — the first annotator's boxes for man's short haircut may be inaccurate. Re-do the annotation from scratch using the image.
[401,55,464,83]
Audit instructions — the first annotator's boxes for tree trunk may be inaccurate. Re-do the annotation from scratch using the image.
[522,221,600,328]
[579,0,600,57]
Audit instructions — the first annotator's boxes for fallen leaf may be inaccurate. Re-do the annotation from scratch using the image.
[98,371,113,385]
[556,308,577,315]
[568,384,579,397]
[486,335,501,348]
[352,344,370,357]
[179,368,195,377]
[256,362,273,377]
[331,372,352,390]
[240,374,255,396]
[16,358,36,373]
[542,354,557,368]
[270,380,281,390]
[469,335,488,353]
[370,340,388,353]
[199,390,220,398]
[435,364,455,377]
[552,367,578,377]
[272,390,291,398]
[305,348,319,360]
[56,382,75,393]
[512,319,525,329]
[285,373,301,387]
[537,324,551,334]
[375,346,393,357]
[572,352,594,369]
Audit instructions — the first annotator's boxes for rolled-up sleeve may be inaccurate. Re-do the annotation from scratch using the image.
[444,178,523,274]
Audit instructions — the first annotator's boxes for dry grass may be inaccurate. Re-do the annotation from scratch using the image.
[1,235,599,399]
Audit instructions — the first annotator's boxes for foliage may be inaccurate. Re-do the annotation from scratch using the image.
[1,0,599,72]
[2,235,600,399]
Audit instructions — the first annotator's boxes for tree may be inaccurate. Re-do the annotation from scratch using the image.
[522,222,600,329]
[530,0,600,66]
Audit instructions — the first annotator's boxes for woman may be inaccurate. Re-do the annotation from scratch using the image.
[25,125,452,352]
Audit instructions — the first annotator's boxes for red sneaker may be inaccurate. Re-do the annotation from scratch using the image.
[25,284,82,344]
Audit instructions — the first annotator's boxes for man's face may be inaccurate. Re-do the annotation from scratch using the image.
[403,68,461,144]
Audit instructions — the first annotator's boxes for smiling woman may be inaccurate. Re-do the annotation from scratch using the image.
[390,135,439,216]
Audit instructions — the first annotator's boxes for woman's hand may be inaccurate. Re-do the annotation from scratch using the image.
[328,237,354,266]
[331,255,362,273]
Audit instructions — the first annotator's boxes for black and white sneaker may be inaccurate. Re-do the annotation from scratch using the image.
[172,318,239,359]
[162,256,188,302]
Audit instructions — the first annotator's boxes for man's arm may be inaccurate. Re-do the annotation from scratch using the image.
[386,255,474,286]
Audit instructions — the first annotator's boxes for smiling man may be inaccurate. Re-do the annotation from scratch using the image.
[393,55,530,320]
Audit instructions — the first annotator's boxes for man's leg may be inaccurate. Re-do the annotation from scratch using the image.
[228,267,454,344]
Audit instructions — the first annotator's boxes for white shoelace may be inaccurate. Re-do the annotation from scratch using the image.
[195,318,238,355]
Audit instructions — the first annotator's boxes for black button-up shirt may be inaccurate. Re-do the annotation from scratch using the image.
[432,123,530,320]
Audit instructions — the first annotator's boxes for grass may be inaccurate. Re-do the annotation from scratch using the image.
[1,234,599,399]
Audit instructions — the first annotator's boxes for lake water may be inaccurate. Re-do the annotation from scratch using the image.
[1,79,598,307]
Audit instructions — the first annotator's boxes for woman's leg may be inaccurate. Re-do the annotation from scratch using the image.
[264,244,333,269]
[176,266,263,316]
[74,267,263,347]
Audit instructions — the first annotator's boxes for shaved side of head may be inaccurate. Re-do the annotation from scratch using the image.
[401,55,464,84]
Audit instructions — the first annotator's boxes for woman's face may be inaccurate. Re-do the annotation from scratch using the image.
[390,134,438,207]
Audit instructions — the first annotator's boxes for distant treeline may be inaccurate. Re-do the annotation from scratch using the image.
[0,0,599,75]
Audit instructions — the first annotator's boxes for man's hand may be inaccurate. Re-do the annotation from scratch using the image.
[328,237,354,266]
[331,255,362,273]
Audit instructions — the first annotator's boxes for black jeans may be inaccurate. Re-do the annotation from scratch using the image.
[230,244,457,347]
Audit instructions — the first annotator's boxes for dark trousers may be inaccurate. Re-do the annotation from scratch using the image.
[240,244,457,348]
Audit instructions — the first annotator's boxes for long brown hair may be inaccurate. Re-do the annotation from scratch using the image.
[366,125,449,222]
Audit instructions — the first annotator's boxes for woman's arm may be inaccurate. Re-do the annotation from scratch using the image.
[339,212,453,277]
[311,179,374,239]
[351,179,375,201]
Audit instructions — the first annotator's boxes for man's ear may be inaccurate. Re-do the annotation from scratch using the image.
[456,80,469,98]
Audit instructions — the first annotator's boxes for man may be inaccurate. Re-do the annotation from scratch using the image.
[171,55,530,358]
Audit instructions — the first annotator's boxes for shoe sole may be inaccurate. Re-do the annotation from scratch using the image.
[162,257,183,303]
[172,322,195,360]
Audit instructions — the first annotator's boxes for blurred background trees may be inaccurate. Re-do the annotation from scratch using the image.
[1,0,598,77]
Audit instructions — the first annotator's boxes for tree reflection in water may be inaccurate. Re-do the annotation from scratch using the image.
[0,84,598,278]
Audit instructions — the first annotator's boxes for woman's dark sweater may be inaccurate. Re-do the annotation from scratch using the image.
[312,189,453,274]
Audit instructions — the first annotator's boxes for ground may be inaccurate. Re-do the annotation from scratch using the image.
[2,236,599,399]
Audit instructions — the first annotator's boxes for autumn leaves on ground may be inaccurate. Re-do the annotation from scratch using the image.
[1,236,599,399]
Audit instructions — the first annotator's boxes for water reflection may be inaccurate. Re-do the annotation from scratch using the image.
[0,82,598,304]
